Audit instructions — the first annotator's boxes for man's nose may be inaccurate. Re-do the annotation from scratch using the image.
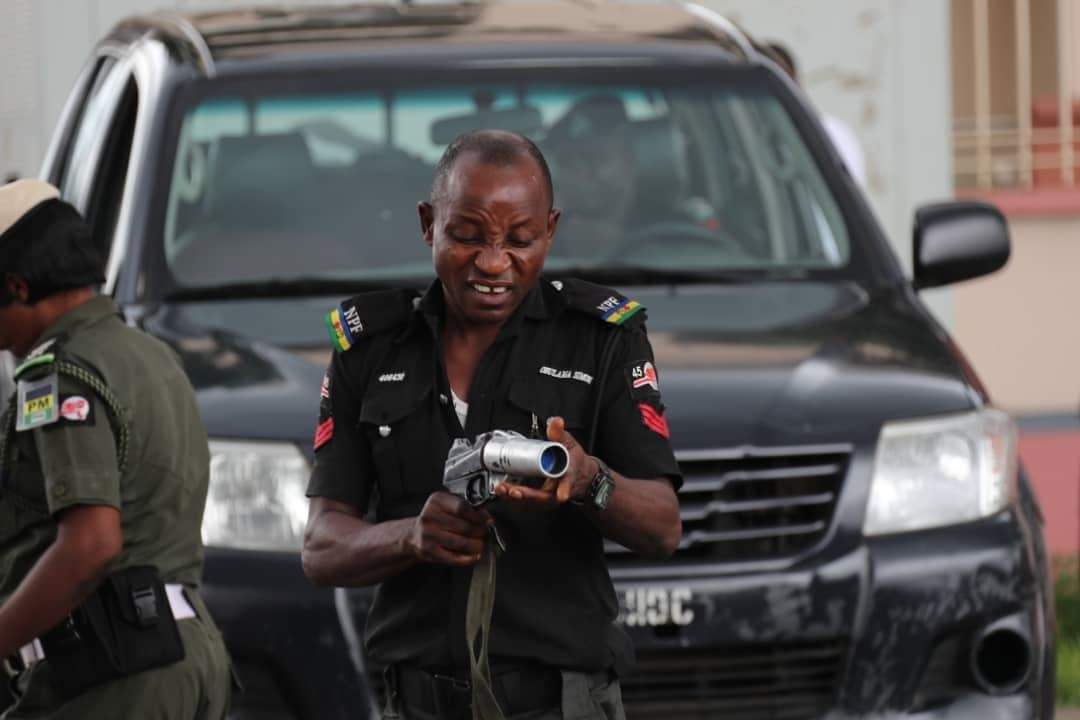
[474,243,512,276]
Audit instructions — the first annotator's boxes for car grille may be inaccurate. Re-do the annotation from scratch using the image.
[607,445,851,565]
[621,642,845,720]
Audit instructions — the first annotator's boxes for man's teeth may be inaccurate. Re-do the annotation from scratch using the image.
[472,284,509,294]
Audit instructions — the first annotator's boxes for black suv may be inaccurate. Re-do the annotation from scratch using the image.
[36,3,1053,718]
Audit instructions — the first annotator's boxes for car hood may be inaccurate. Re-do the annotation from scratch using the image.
[141,303,328,444]
[639,282,977,449]
[141,282,976,450]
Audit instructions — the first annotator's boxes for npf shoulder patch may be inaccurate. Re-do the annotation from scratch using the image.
[553,278,647,329]
[326,303,363,352]
[324,290,418,352]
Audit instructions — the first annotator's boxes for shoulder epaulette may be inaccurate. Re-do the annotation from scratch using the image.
[325,289,418,352]
[13,336,61,380]
[550,278,647,329]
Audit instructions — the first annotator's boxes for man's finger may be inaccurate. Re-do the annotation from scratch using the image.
[556,474,574,504]
[455,502,494,527]
[546,416,566,442]
[427,545,482,567]
[429,529,485,557]
[500,485,558,507]
[433,493,493,527]
[432,513,490,539]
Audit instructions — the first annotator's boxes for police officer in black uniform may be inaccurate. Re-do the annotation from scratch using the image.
[303,130,682,720]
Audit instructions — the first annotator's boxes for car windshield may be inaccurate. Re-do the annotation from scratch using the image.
[150,66,858,297]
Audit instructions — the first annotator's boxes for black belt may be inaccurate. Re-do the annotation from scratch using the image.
[393,663,562,718]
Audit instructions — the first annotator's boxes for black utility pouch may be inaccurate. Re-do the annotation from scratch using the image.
[39,565,185,699]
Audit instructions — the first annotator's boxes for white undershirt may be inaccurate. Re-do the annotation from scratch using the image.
[451,389,469,428]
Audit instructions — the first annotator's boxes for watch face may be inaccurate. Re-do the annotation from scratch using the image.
[594,478,614,510]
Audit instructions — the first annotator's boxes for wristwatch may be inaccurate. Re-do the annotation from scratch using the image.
[583,457,615,511]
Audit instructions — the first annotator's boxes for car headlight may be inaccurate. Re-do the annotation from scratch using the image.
[864,408,1018,536]
[202,439,310,551]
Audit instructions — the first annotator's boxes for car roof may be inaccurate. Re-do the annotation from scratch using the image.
[112,1,757,77]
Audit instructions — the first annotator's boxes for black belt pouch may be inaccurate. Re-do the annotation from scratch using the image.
[39,565,185,699]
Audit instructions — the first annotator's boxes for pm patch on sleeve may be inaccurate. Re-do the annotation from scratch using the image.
[625,360,661,400]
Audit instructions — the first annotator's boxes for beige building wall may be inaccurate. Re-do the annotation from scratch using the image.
[951,215,1080,415]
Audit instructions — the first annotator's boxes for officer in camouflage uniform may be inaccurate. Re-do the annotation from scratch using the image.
[0,180,231,719]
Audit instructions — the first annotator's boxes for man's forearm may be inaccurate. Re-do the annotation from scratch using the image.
[0,541,108,658]
[585,469,681,558]
[302,510,418,587]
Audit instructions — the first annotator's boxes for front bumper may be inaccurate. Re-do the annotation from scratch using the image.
[201,548,371,720]
[613,512,1048,718]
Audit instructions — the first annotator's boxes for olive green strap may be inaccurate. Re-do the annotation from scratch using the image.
[0,394,14,471]
[466,534,506,720]
[54,360,130,477]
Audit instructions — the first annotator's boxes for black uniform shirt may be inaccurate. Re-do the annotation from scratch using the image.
[307,278,681,675]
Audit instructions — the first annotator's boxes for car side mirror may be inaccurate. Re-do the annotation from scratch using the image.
[912,201,1010,290]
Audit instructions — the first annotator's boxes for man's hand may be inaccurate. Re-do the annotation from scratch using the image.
[406,492,493,566]
[546,416,599,503]
[493,416,598,507]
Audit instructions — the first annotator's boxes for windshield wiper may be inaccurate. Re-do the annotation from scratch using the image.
[548,264,806,286]
[161,276,430,303]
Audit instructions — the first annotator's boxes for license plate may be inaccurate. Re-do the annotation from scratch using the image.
[619,587,695,627]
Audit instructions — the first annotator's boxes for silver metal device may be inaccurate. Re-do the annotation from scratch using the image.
[443,430,570,506]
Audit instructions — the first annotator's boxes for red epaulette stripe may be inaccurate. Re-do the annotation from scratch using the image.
[314,417,335,450]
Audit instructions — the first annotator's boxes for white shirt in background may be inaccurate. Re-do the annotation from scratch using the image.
[822,114,866,186]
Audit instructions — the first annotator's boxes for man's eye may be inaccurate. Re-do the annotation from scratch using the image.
[509,236,534,248]
[451,233,481,244]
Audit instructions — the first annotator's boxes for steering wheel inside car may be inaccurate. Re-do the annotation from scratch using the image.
[604,221,750,264]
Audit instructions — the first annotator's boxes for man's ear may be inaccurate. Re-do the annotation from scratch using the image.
[546,207,561,243]
[418,202,435,248]
[3,273,29,304]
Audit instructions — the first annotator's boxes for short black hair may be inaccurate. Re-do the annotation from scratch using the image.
[430,129,554,210]
[0,199,104,305]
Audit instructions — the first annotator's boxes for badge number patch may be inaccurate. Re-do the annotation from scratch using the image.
[630,361,659,392]
[16,373,60,431]
[625,360,661,401]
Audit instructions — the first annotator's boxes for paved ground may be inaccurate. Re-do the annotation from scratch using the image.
[1058,708,1080,720]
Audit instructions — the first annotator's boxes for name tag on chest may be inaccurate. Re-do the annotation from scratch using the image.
[538,366,593,385]
[16,373,60,432]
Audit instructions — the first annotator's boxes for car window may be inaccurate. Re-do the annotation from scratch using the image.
[51,56,116,189]
[153,70,854,293]
[51,55,139,269]
[57,58,129,204]
[83,79,138,263]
